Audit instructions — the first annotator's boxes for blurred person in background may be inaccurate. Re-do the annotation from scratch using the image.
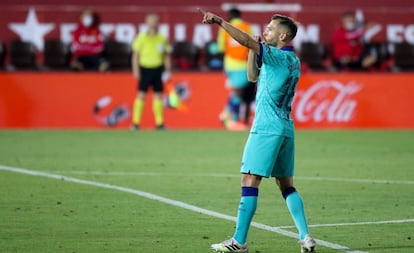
[217,7,255,131]
[131,13,172,130]
[332,10,378,71]
[71,8,108,72]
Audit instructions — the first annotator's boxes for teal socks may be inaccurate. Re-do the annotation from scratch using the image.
[233,187,258,245]
[283,187,309,241]
[227,94,242,121]
[232,186,309,245]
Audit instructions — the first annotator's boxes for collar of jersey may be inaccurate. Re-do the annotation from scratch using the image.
[280,46,294,51]
[230,18,244,25]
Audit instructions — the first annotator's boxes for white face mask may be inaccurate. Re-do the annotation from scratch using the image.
[344,22,355,31]
[82,15,93,27]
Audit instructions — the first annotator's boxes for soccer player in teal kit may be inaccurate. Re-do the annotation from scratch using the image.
[198,8,316,253]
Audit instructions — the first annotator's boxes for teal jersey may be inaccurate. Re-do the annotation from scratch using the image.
[251,43,300,137]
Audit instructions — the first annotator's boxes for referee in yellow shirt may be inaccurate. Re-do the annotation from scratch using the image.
[131,13,172,130]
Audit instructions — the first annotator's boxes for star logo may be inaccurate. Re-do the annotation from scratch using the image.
[8,8,55,51]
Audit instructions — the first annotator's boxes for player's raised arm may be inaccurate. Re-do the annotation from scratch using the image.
[247,36,261,82]
[198,8,260,55]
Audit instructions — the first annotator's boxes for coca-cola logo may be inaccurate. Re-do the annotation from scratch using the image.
[294,80,362,123]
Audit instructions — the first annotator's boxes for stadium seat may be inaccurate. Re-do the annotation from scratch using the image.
[172,41,200,70]
[0,41,5,69]
[204,40,223,70]
[43,39,71,69]
[393,42,414,71]
[9,40,37,70]
[364,42,390,71]
[104,40,131,70]
[299,42,328,71]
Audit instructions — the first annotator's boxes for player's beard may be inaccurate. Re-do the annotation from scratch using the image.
[263,36,278,47]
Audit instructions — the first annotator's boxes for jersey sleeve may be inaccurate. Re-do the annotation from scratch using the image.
[70,27,80,51]
[131,34,142,52]
[257,43,284,66]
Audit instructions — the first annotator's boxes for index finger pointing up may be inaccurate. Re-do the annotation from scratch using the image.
[197,8,207,15]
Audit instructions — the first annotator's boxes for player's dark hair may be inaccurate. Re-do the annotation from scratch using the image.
[342,11,355,18]
[93,12,101,26]
[228,8,241,20]
[271,14,298,41]
[81,8,100,27]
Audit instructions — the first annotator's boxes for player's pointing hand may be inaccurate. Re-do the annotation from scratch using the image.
[198,8,223,25]
[253,35,262,42]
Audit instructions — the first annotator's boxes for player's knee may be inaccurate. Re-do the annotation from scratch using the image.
[276,176,294,191]
[241,173,262,187]
[138,92,146,99]
[153,92,162,99]
[281,186,296,200]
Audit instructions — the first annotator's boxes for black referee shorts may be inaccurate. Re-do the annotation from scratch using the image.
[241,82,257,103]
[138,66,164,92]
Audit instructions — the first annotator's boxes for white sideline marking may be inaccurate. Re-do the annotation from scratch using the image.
[296,176,414,185]
[1,165,368,253]
[276,219,414,229]
[49,170,414,185]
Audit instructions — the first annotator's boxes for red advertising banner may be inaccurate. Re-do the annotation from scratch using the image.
[1,72,414,129]
[0,72,228,129]
[294,74,414,128]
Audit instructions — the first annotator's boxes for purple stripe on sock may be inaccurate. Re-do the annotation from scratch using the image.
[241,186,258,197]
[282,186,296,199]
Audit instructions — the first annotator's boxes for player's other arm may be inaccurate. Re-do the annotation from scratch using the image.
[163,40,172,81]
[131,35,141,80]
[247,36,261,82]
[198,8,260,55]
[163,53,172,81]
[71,28,83,52]
[132,51,140,80]
[164,54,172,72]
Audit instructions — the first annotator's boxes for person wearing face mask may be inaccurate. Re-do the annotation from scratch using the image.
[332,10,377,71]
[71,8,108,72]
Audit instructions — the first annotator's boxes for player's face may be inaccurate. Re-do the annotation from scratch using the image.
[146,14,159,30]
[342,15,356,30]
[81,10,94,27]
[262,20,282,46]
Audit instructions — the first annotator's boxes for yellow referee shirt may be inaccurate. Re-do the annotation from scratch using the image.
[132,32,171,68]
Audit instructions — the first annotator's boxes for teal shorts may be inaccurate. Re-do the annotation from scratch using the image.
[241,132,295,178]
[227,70,249,89]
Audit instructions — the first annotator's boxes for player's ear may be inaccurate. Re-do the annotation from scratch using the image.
[279,32,288,42]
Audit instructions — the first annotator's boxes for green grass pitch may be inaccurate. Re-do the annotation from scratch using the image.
[0,130,413,253]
